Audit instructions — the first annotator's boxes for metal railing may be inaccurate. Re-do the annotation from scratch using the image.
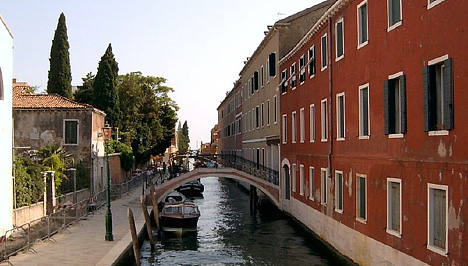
[0,170,152,262]
[217,154,279,186]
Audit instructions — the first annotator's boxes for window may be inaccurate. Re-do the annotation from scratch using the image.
[310,104,315,142]
[300,108,305,143]
[336,93,345,140]
[357,1,368,48]
[292,164,297,192]
[254,71,259,91]
[274,96,278,124]
[64,119,79,145]
[335,171,343,213]
[261,103,265,127]
[424,56,453,133]
[427,184,448,255]
[321,34,328,70]
[281,69,288,94]
[282,114,288,143]
[299,55,305,84]
[335,18,344,61]
[267,100,271,126]
[321,168,328,204]
[309,167,315,200]
[387,178,401,237]
[252,108,255,130]
[321,99,328,141]
[290,63,297,89]
[308,45,316,77]
[269,53,276,77]
[261,66,265,88]
[0,67,4,100]
[256,106,259,128]
[300,165,305,196]
[385,72,407,136]
[292,111,297,143]
[359,84,370,138]
[388,0,402,30]
[356,174,367,222]
[266,59,270,83]
[428,0,445,9]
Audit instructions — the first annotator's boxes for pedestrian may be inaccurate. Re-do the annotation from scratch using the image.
[163,162,166,173]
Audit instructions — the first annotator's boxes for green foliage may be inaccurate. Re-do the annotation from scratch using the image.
[75,161,90,190]
[178,120,190,153]
[38,144,73,195]
[93,44,121,126]
[14,156,45,208]
[108,140,135,171]
[74,72,95,105]
[47,13,72,99]
[116,72,178,164]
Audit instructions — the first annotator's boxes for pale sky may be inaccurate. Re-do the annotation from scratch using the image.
[0,0,322,149]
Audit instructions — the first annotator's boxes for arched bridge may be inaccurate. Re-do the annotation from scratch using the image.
[148,155,280,207]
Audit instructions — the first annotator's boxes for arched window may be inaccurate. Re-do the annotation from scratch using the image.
[0,67,3,100]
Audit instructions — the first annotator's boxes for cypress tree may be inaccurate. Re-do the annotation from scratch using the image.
[93,44,120,126]
[47,13,72,99]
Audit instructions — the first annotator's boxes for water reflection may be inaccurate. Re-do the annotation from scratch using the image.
[140,177,335,266]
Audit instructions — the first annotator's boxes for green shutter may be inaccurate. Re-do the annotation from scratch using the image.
[443,58,453,130]
[269,53,276,76]
[384,80,390,135]
[423,66,430,132]
[400,75,407,133]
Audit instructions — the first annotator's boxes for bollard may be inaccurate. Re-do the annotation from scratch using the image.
[149,185,160,230]
[127,208,140,266]
[140,195,155,251]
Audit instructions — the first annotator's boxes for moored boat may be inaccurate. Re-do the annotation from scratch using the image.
[176,179,204,197]
[160,202,200,236]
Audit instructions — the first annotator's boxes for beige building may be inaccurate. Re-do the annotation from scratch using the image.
[240,0,334,173]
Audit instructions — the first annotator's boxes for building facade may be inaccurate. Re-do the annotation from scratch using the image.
[13,87,107,196]
[279,0,468,265]
[217,81,241,156]
[0,15,14,236]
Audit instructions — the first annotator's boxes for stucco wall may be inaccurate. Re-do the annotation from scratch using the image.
[0,16,14,235]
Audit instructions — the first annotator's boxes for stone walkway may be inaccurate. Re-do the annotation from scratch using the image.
[1,186,146,266]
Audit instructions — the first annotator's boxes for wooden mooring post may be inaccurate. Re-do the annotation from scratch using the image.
[127,208,140,266]
[150,185,160,231]
[140,195,155,251]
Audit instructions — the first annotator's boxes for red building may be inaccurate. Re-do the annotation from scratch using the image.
[279,0,468,265]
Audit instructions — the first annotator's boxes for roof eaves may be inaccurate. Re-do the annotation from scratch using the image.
[0,15,14,39]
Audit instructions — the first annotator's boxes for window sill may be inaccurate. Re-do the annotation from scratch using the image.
[291,87,297,90]
[300,81,305,85]
[335,209,343,214]
[321,65,328,72]
[335,55,344,62]
[427,244,448,257]
[428,130,449,136]
[63,143,79,146]
[357,40,368,50]
[309,74,316,79]
[356,217,367,224]
[309,196,314,201]
[358,135,370,140]
[321,202,327,206]
[428,0,444,9]
[386,229,402,238]
[300,140,305,143]
[387,21,402,32]
[321,138,328,142]
[310,140,315,143]
[388,133,404,139]
[336,137,345,141]
[299,192,304,196]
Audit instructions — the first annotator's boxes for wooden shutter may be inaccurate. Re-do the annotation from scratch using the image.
[400,75,407,133]
[423,66,430,131]
[443,58,453,130]
[269,53,276,76]
[384,80,390,135]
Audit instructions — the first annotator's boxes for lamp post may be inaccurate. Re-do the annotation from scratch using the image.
[103,124,113,241]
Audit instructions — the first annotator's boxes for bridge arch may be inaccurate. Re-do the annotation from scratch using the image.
[151,168,280,208]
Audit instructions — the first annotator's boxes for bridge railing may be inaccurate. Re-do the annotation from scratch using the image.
[216,154,279,186]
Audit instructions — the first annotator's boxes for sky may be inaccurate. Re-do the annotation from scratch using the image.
[0,0,322,149]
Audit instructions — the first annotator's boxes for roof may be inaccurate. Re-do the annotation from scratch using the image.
[13,87,106,115]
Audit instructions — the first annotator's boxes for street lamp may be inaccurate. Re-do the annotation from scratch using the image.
[103,124,113,241]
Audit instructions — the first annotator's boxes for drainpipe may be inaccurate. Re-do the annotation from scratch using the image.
[327,18,333,186]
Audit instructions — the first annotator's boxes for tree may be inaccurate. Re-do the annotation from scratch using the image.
[93,44,120,126]
[178,120,190,153]
[14,156,45,208]
[108,140,135,171]
[38,144,73,195]
[47,13,72,99]
[74,72,95,105]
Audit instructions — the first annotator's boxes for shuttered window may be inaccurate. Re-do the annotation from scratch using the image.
[388,0,402,28]
[254,71,259,91]
[335,171,343,212]
[269,53,276,77]
[321,34,328,70]
[384,74,406,135]
[387,179,401,235]
[335,19,344,60]
[308,46,316,77]
[309,167,315,200]
[358,1,368,46]
[299,55,305,84]
[64,120,78,145]
[359,85,370,138]
[423,58,453,131]
[336,93,345,139]
[321,168,328,204]
[428,185,448,254]
[281,69,288,94]
[357,175,367,221]
[290,63,297,89]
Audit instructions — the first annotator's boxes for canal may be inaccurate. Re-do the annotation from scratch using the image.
[140,177,342,265]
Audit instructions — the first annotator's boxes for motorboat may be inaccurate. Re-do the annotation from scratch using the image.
[176,179,204,197]
[160,202,200,236]
[158,191,186,211]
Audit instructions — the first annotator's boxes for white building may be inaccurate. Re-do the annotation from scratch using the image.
[0,15,14,235]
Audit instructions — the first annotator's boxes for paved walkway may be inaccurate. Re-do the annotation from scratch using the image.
[2,186,146,266]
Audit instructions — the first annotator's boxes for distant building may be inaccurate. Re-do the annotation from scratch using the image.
[217,81,242,157]
[13,84,107,196]
[279,0,468,265]
[0,14,14,236]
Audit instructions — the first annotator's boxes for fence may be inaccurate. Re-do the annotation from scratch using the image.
[1,171,152,262]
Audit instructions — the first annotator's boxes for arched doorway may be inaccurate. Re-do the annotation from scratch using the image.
[283,164,290,200]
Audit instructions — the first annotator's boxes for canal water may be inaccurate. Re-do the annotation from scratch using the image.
[140,177,340,266]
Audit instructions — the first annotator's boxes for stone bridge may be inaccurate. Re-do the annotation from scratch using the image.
[148,167,280,207]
